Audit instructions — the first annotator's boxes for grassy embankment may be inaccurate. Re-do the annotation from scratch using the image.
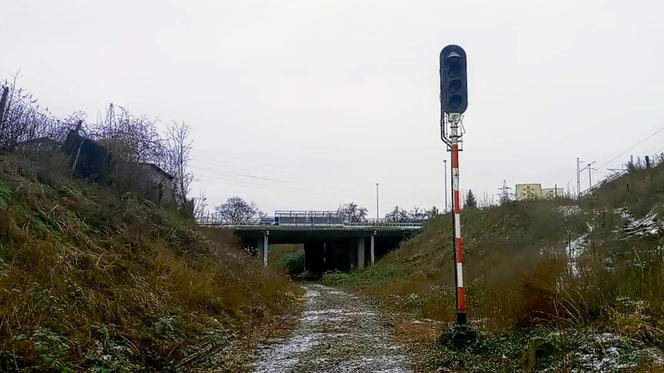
[323,163,664,371]
[0,153,301,371]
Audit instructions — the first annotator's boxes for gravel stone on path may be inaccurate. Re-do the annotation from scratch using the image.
[253,284,412,372]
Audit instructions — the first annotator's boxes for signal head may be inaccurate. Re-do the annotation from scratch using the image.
[440,45,468,114]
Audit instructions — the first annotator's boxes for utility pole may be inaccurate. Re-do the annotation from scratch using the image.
[376,182,379,220]
[578,160,595,196]
[587,162,596,189]
[443,159,448,212]
[576,157,583,198]
[578,161,596,195]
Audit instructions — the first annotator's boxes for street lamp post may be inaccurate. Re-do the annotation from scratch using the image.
[376,183,379,220]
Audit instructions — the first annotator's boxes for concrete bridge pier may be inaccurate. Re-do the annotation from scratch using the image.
[357,238,365,269]
[260,230,269,267]
[370,232,376,265]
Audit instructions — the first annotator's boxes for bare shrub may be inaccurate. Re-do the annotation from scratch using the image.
[0,76,196,209]
[0,75,72,150]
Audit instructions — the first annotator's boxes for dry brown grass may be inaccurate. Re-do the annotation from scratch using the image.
[328,200,581,332]
[609,303,664,343]
[394,319,444,344]
[331,179,664,350]
[0,153,300,371]
[319,165,664,372]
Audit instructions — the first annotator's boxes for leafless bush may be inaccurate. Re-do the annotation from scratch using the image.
[0,75,72,150]
[88,103,167,165]
[85,105,194,208]
[0,75,195,209]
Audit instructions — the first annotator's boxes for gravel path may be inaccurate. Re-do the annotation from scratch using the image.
[253,284,411,373]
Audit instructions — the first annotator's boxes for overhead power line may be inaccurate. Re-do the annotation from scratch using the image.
[596,123,664,170]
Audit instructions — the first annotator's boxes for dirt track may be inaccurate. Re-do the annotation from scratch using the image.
[252,284,411,372]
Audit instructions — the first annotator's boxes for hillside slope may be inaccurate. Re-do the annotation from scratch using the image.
[325,163,664,371]
[0,154,300,371]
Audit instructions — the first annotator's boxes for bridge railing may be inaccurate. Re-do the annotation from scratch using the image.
[343,219,424,227]
[198,215,424,228]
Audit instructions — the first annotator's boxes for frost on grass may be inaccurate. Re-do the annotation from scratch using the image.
[568,332,663,372]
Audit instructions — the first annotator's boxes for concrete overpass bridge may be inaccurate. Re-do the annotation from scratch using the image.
[201,210,423,273]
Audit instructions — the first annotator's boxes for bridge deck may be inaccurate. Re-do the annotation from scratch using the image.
[229,223,421,231]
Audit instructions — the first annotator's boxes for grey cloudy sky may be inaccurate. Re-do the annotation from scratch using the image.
[3,0,664,216]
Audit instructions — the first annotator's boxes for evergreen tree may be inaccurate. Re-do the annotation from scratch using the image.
[465,189,478,208]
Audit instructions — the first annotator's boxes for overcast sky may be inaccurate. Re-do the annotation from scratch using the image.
[3,0,664,216]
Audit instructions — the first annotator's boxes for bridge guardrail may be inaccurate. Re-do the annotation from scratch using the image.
[198,216,424,228]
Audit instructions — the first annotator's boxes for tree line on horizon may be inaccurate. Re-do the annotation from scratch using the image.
[206,191,482,225]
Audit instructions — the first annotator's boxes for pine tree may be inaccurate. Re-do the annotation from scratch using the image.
[465,189,477,208]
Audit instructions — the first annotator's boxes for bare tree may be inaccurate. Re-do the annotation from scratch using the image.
[384,206,409,222]
[409,206,427,221]
[425,206,440,219]
[193,189,209,223]
[214,197,265,224]
[165,122,193,206]
[337,202,368,223]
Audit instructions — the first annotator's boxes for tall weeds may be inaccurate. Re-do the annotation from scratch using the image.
[0,155,299,370]
[330,171,664,349]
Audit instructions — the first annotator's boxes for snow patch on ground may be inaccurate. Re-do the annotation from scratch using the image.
[571,332,664,371]
[558,205,582,216]
[615,208,661,238]
[566,229,589,276]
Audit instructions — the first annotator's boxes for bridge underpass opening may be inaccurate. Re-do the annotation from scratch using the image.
[231,225,418,275]
[301,236,403,274]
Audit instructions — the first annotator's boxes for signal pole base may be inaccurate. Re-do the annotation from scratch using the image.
[438,323,478,349]
[456,312,467,325]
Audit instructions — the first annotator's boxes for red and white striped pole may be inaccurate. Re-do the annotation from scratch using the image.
[449,113,467,325]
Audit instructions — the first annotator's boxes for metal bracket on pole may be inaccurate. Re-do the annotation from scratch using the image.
[441,112,464,151]
[440,112,451,148]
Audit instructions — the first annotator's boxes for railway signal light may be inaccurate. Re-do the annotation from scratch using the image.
[438,44,470,330]
[439,45,468,114]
